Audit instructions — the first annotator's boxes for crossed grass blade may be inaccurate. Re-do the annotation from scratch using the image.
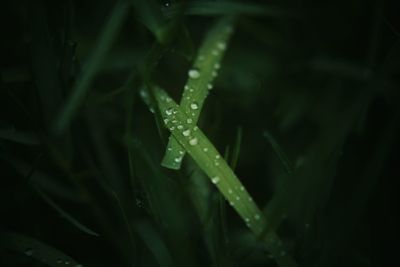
[161,16,235,169]
[153,86,298,267]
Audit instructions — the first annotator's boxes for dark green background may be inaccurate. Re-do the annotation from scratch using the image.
[1,0,399,266]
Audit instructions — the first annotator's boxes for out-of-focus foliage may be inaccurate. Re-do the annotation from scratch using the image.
[1,0,399,267]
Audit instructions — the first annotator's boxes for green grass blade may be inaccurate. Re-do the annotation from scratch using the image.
[263,130,294,174]
[161,16,235,169]
[0,232,82,266]
[162,1,294,18]
[53,0,130,133]
[134,220,174,267]
[33,185,99,237]
[0,128,39,145]
[230,126,243,170]
[153,87,298,267]
[131,0,170,43]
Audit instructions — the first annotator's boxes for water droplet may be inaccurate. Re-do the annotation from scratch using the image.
[163,119,169,125]
[248,197,253,202]
[217,42,226,50]
[182,129,191,136]
[236,196,240,200]
[24,248,33,256]
[245,218,250,222]
[190,102,198,110]
[212,71,218,77]
[214,161,220,166]
[254,214,261,220]
[174,157,182,163]
[203,147,208,152]
[177,125,183,130]
[229,201,234,206]
[164,1,171,7]
[189,137,198,146]
[228,189,233,194]
[189,88,194,92]
[149,107,155,113]
[165,108,173,116]
[165,97,172,103]
[179,150,184,155]
[187,118,193,123]
[188,69,200,79]
[65,260,70,265]
[211,176,220,184]
[214,63,221,69]
[169,126,175,131]
[193,126,198,131]
[167,147,172,151]
[207,84,213,90]
[240,186,244,191]
[215,155,220,159]
[171,120,177,124]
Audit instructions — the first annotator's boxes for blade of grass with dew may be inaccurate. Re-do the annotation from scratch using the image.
[161,16,235,169]
[263,130,294,174]
[153,86,298,267]
[0,232,82,267]
[53,0,130,133]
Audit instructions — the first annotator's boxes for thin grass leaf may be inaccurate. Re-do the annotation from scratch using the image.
[162,1,294,18]
[263,130,294,174]
[133,220,174,267]
[53,0,130,133]
[153,86,298,267]
[230,126,242,170]
[0,232,82,267]
[0,128,40,145]
[131,0,170,43]
[161,16,235,169]
[33,185,99,237]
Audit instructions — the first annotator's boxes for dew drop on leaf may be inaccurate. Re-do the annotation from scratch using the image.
[189,137,198,146]
[188,69,200,79]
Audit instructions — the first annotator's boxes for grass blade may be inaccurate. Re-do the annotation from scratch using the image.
[134,220,174,267]
[0,128,39,145]
[33,185,99,237]
[53,0,130,133]
[161,16,235,169]
[153,86,298,267]
[0,232,82,266]
[230,126,243,170]
[263,130,294,174]
[163,2,294,18]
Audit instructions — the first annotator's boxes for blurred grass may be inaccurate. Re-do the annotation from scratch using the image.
[1,0,399,267]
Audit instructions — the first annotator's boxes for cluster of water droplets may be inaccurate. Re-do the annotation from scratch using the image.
[161,99,201,149]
